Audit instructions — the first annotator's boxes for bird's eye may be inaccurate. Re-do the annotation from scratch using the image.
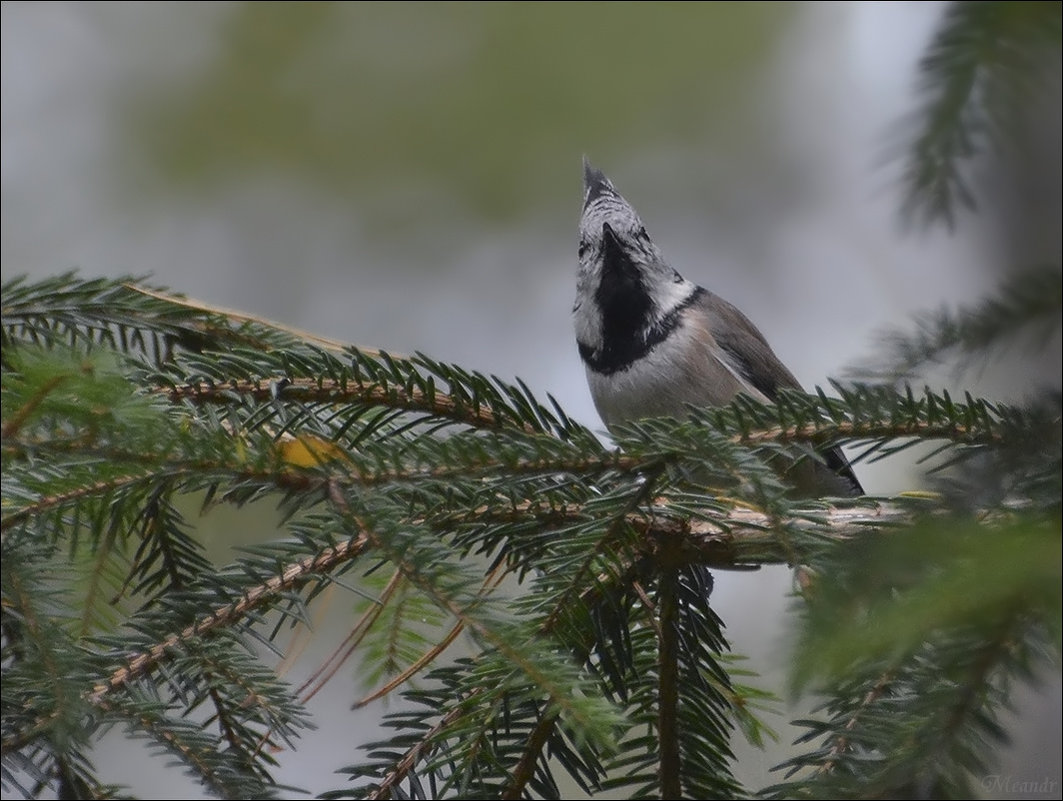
[637,227,649,241]
[578,243,587,259]
[672,271,683,283]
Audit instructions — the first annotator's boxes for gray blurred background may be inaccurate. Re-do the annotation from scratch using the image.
[2,2,1059,798]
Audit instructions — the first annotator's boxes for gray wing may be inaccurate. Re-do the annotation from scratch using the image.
[700,292,864,496]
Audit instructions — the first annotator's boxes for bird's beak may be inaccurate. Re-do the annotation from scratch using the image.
[601,222,621,250]
[600,222,636,278]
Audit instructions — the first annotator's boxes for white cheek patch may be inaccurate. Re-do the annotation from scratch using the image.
[650,278,698,319]
[573,306,604,352]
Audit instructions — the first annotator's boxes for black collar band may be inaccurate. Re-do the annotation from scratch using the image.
[579,287,704,375]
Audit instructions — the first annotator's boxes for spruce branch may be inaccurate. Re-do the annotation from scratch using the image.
[348,562,508,709]
[352,618,466,709]
[499,707,561,801]
[770,516,1060,798]
[813,666,898,778]
[1,472,152,535]
[299,568,404,704]
[4,273,1059,798]
[0,560,91,757]
[87,532,370,705]
[657,567,682,799]
[163,375,540,434]
[96,695,251,799]
[326,480,623,741]
[897,1,1062,227]
[364,703,469,801]
[124,282,378,357]
[858,264,1062,380]
[2,272,278,364]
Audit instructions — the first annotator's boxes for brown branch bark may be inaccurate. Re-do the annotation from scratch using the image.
[657,566,682,799]
[163,376,539,433]
[86,532,370,705]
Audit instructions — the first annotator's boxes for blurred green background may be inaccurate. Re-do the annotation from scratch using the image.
[2,2,1059,798]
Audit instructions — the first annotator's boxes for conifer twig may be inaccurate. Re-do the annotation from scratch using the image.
[87,533,370,705]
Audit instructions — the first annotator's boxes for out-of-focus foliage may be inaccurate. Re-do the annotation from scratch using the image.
[862,265,1062,381]
[123,2,789,219]
[899,1,1062,228]
[770,3,1062,798]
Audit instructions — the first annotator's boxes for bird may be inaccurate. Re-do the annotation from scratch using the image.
[574,159,862,497]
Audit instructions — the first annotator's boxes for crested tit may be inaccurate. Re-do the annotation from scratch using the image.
[574,160,862,497]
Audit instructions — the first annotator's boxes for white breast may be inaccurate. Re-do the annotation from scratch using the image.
[586,311,768,427]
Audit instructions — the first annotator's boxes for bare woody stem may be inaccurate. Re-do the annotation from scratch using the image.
[164,376,539,433]
[86,533,370,706]
[657,566,682,799]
